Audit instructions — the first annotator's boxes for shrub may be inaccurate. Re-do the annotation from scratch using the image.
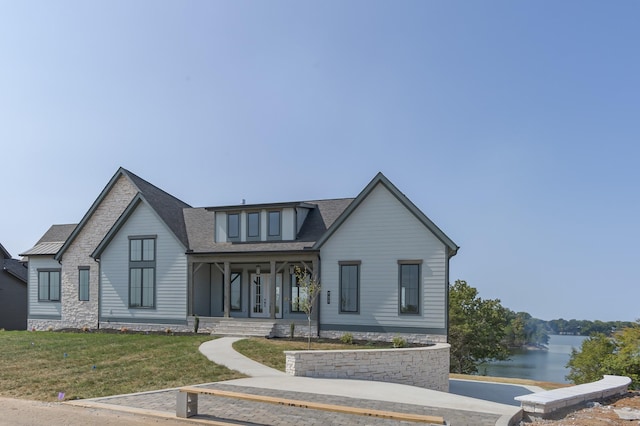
[290,323,295,339]
[392,336,407,348]
[340,333,354,345]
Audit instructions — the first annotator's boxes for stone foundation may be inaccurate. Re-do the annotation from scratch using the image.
[319,330,446,344]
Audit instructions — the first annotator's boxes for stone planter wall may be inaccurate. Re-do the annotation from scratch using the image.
[285,343,450,392]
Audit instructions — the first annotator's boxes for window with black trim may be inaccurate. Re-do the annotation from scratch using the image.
[290,273,308,313]
[79,267,90,301]
[399,262,420,314]
[222,272,242,311]
[129,237,156,308]
[267,211,281,239]
[339,262,360,313]
[38,269,61,301]
[247,212,260,239]
[227,213,240,241]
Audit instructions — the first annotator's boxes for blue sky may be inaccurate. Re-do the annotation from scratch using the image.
[1,1,638,322]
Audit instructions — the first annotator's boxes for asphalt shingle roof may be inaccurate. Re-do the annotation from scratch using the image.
[123,169,191,248]
[2,258,27,283]
[184,198,354,254]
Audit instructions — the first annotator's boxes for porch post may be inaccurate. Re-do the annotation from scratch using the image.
[223,262,230,318]
[270,260,276,319]
[312,256,319,329]
[187,259,194,316]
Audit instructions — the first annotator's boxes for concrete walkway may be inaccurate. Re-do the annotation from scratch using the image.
[69,337,529,425]
[198,337,524,425]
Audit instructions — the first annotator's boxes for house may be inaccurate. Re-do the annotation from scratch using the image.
[0,243,28,330]
[21,168,458,343]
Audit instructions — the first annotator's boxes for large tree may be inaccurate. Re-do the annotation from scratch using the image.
[448,280,510,374]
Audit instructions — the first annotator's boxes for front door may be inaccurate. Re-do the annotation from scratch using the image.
[250,273,282,318]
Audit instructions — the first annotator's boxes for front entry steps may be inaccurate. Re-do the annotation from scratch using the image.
[212,318,276,338]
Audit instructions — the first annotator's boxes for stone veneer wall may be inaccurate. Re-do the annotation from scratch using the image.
[285,343,450,392]
[59,175,138,329]
[319,330,446,344]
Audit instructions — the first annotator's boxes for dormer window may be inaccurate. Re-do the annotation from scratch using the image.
[227,213,240,241]
[268,211,281,240]
[247,212,260,240]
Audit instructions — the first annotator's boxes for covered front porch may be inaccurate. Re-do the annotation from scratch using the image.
[187,252,319,322]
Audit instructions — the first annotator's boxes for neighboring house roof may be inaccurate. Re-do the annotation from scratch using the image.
[0,243,11,259]
[2,258,27,283]
[55,167,191,261]
[184,198,354,254]
[313,172,459,257]
[0,242,27,283]
[19,224,77,256]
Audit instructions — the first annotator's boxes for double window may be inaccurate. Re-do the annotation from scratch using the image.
[399,261,421,314]
[339,262,360,313]
[78,267,90,301]
[38,269,61,301]
[129,237,156,308]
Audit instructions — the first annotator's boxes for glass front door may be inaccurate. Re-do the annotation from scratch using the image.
[250,272,282,318]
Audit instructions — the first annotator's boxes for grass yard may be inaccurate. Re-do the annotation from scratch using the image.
[233,337,395,371]
[0,331,244,401]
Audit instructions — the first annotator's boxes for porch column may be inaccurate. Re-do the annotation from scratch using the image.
[187,259,194,316]
[270,260,277,319]
[312,257,319,324]
[223,261,230,318]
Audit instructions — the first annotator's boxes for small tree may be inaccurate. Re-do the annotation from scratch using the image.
[566,322,640,389]
[293,266,321,349]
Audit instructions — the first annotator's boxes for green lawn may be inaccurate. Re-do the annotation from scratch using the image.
[233,337,376,371]
[0,330,244,401]
[0,331,565,403]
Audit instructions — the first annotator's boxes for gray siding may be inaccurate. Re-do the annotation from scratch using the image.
[27,256,62,319]
[320,183,447,330]
[99,202,187,322]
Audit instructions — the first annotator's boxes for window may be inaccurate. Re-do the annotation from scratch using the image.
[129,237,156,308]
[267,211,280,239]
[247,212,260,239]
[339,262,360,313]
[222,272,242,311]
[38,269,61,301]
[290,273,308,313]
[227,213,240,240]
[399,262,421,314]
[78,267,90,301]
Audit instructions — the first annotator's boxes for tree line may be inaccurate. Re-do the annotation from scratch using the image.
[449,279,639,388]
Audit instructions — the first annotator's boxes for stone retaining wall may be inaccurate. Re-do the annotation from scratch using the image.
[285,343,450,392]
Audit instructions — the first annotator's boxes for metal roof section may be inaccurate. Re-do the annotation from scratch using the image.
[205,201,318,211]
[19,224,77,257]
[313,172,459,257]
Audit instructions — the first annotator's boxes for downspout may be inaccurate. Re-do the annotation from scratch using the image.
[95,258,100,330]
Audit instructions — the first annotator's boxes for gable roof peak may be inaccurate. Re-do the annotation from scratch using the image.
[55,167,192,260]
[314,172,459,257]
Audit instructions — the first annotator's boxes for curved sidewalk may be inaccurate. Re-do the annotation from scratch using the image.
[199,337,524,425]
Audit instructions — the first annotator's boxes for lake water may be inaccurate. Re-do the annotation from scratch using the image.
[480,334,587,383]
